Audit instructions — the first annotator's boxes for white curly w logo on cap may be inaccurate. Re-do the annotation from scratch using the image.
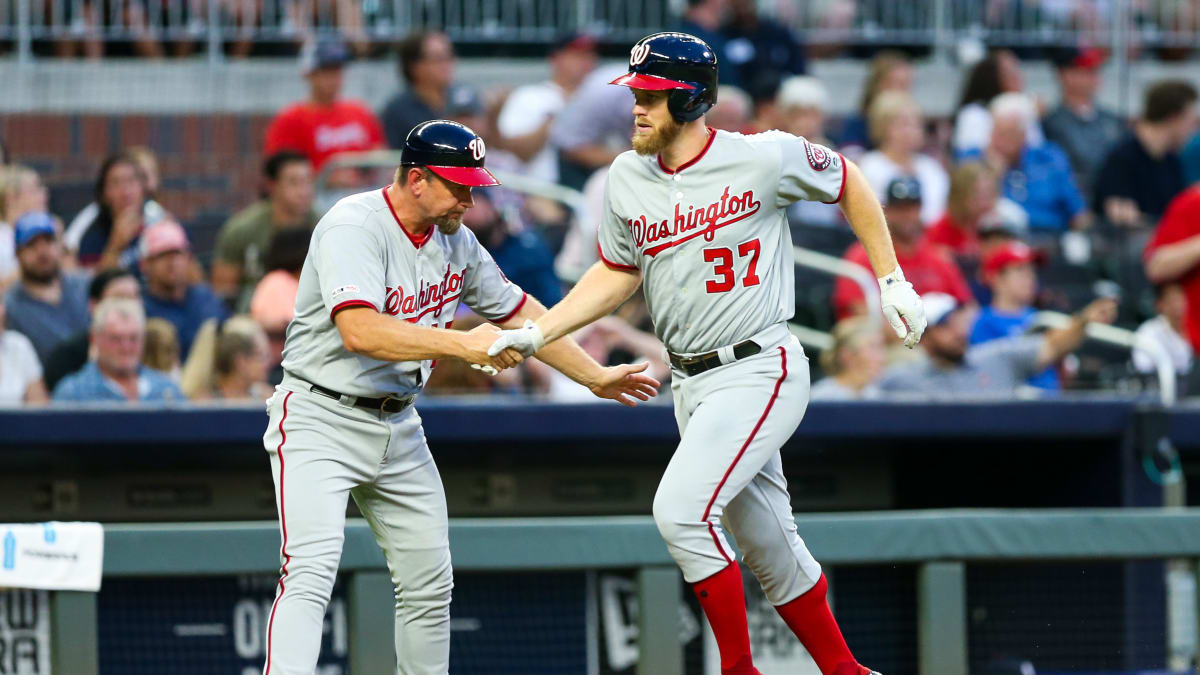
[468,137,486,161]
[630,42,651,66]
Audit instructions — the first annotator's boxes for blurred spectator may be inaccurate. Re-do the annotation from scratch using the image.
[0,165,51,289]
[140,221,228,358]
[1092,80,1197,229]
[180,315,273,402]
[721,0,807,99]
[65,152,167,270]
[1132,283,1193,377]
[126,146,162,202]
[859,91,949,225]
[52,299,183,403]
[967,93,1088,233]
[811,316,885,400]
[496,32,598,185]
[706,85,753,132]
[0,292,48,405]
[381,32,460,149]
[42,267,141,392]
[525,315,668,401]
[954,50,1043,159]
[143,317,181,380]
[212,151,318,311]
[926,163,1001,264]
[1144,184,1200,354]
[677,0,738,88]
[1184,132,1200,185]
[971,242,1060,390]
[463,194,563,307]
[776,76,843,228]
[834,176,972,319]
[4,212,90,364]
[878,292,1116,397]
[1041,47,1124,197]
[550,63,635,190]
[554,165,608,284]
[264,38,383,185]
[251,227,312,380]
[52,0,161,59]
[839,51,913,153]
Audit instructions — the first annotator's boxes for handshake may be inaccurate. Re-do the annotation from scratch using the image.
[461,320,547,376]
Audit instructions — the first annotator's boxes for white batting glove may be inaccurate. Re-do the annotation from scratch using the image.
[470,363,499,376]
[878,267,927,349]
[487,319,546,358]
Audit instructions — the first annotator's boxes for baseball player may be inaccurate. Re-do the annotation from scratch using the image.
[260,119,659,675]
[488,33,926,675]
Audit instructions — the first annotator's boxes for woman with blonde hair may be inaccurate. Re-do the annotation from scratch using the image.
[810,317,887,400]
[839,50,914,152]
[180,315,272,402]
[0,165,51,287]
[857,90,949,225]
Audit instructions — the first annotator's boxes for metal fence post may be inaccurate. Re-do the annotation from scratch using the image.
[16,0,33,64]
[918,561,968,675]
[637,565,683,675]
[348,571,396,675]
[1111,0,1132,119]
[207,0,223,66]
[932,0,951,64]
[51,591,99,675]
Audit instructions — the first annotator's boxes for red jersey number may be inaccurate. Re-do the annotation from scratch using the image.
[704,239,761,293]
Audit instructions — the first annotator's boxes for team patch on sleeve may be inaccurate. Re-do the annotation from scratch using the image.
[331,284,360,298]
[804,140,836,171]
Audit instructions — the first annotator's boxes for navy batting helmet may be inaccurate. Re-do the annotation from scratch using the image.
[401,120,500,187]
[610,32,718,123]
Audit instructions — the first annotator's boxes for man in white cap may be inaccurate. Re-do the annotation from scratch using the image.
[878,291,1116,396]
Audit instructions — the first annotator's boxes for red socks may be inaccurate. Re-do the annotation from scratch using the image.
[692,563,758,675]
[774,573,859,675]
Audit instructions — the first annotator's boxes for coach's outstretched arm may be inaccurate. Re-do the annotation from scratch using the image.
[487,261,643,359]
[838,158,928,347]
[493,290,660,407]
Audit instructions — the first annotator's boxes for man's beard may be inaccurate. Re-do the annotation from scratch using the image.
[21,261,59,285]
[434,213,463,235]
[632,117,684,156]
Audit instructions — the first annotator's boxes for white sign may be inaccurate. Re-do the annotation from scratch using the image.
[0,523,104,592]
[0,589,51,674]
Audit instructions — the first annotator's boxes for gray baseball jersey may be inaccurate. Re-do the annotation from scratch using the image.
[281,187,527,397]
[597,128,845,354]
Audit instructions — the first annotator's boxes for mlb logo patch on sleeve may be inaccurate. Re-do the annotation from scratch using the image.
[332,285,360,298]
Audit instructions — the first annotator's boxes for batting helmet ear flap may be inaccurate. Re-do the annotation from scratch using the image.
[668,85,716,123]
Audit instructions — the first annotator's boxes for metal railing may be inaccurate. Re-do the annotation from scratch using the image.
[4,0,1197,63]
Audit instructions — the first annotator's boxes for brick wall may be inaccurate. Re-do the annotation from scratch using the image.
[2,113,274,258]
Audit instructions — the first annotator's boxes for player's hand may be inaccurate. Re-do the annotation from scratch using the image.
[461,324,524,370]
[587,362,660,407]
[878,267,927,349]
[487,319,546,359]
[1080,297,1118,325]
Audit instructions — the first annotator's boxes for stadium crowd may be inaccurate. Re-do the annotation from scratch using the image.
[2,2,1199,406]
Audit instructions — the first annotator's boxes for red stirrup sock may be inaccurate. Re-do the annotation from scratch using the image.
[774,573,859,675]
[692,562,758,675]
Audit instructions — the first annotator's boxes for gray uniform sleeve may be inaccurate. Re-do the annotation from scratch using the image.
[460,231,528,323]
[315,223,387,320]
[596,173,639,271]
[774,133,847,208]
[977,335,1044,378]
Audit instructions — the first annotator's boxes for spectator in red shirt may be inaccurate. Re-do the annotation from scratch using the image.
[1144,185,1200,352]
[926,162,1000,265]
[834,176,973,319]
[263,38,384,186]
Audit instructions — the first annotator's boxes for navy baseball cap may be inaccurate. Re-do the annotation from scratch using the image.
[14,211,56,249]
[885,175,923,205]
[550,31,598,54]
[300,38,351,74]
